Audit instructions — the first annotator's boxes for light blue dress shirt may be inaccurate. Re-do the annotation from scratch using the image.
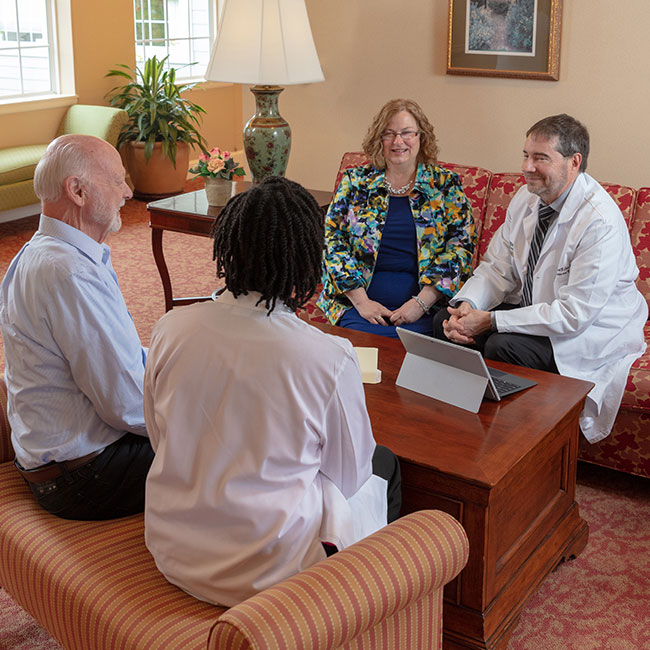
[0,215,147,469]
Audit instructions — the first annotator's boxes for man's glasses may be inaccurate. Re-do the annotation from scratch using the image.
[380,130,420,142]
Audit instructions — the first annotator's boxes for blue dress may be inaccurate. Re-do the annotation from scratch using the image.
[339,197,434,338]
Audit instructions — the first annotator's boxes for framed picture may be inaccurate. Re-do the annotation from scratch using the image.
[447,0,563,80]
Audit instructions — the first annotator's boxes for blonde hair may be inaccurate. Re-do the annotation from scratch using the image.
[362,99,439,170]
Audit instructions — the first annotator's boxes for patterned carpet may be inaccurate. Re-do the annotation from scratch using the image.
[0,189,649,649]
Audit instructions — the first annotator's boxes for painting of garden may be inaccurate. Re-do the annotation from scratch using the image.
[467,0,536,55]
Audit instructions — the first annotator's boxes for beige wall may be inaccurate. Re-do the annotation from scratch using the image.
[251,0,650,191]
[0,0,242,155]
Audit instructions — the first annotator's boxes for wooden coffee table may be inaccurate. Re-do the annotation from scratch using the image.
[310,322,592,650]
[147,183,333,311]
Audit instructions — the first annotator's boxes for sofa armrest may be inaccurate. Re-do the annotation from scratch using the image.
[56,105,129,149]
[208,509,469,650]
[0,374,13,463]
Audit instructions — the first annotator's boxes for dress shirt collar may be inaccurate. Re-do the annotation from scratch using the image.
[38,214,109,266]
[216,289,294,315]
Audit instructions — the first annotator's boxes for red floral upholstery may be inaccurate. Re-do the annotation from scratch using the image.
[477,173,525,263]
[630,187,650,312]
[439,161,492,266]
[578,191,649,476]
[332,152,371,192]
[578,409,650,478]
[601,183,637,228]
[298,292,328,324]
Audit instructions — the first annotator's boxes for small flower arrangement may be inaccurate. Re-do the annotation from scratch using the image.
[190,147,246,180]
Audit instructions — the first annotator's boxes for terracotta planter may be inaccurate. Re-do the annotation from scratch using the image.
[123,141,190,199]
[204,177,234,206]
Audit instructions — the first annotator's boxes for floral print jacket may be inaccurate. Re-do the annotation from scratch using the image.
[317,163,476,324]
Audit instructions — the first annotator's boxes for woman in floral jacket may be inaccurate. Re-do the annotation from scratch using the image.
[317,98,476,338]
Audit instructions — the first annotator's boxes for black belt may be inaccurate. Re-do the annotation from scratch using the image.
[15,449,104,484]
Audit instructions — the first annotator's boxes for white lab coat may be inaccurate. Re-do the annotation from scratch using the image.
[455,173,647,442]
[143,292,386,607]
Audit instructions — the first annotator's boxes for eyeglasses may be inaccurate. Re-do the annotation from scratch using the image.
[380,130,420,142]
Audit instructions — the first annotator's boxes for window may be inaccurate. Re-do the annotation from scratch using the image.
[134,0,224,80]
[0,0,58,99]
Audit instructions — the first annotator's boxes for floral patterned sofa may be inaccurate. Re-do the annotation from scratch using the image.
[0,376,469,650]
[302,153,650,479]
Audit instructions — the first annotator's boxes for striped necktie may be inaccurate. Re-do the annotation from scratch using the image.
[520,203,556,307]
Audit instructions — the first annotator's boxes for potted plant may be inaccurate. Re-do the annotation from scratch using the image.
[190,147,246,206]
[106,55,207,198]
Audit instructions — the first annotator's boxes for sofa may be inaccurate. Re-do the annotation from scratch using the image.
[0,104,128,217]
[0,376,469,650]
[301,152,650,479]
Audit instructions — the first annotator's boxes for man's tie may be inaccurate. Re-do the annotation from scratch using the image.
[520,203,556,307]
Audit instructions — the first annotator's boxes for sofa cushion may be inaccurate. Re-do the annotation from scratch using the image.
[578,408,650,477]
[332,152,371,191]
[622,321,650,411]
[0,145,48,185]
[0,465,225,650]
[439,162,492,266]
[56,105,128,150]
[600,183,637,228]
[0,179,40,213]
[477,173,525,263]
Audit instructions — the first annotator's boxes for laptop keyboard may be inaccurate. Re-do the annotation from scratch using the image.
[491,376,521,396]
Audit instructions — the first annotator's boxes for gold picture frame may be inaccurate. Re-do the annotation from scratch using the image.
[447,0,563,80]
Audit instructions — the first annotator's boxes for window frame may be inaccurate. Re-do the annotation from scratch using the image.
[133,0,224,82]
[0,0,75,109]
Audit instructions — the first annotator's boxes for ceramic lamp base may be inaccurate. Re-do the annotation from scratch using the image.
[204,177,233,206]
[244,85,291,183]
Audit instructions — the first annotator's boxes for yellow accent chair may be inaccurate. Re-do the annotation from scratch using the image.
[0,104,128,214]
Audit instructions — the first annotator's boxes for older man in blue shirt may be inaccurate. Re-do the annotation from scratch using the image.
[0,134,152,520]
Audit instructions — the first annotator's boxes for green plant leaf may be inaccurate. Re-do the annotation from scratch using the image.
[105,54,206,164]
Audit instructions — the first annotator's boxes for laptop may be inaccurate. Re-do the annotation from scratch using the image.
[395,327,537,413]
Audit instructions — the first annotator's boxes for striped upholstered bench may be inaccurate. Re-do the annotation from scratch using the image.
[0,376,469,650]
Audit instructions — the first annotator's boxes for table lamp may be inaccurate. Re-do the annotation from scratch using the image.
[204,0,324,183]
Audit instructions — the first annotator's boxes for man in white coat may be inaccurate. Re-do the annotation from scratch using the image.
[433,114,647,443]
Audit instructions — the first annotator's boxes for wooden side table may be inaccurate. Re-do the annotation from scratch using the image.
[147,182,332,311]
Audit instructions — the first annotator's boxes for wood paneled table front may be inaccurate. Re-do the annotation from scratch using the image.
[310,322,592,650]
[147,183,333,311]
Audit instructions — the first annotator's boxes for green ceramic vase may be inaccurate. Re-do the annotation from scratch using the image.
[244,86,291,183]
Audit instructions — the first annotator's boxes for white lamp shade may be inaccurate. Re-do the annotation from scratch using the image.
[205,0,324,86]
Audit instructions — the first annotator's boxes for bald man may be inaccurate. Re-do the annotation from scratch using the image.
[0,134,153,520]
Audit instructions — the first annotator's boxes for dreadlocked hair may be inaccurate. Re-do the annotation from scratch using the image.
[210,176,324,315]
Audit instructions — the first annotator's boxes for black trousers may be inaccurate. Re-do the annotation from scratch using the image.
[323,444,402,557]
[432,303,559,373]
[372,444,402,523]
[25,433,154,521]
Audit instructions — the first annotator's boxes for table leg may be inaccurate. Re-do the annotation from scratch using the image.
[151,227,174,312]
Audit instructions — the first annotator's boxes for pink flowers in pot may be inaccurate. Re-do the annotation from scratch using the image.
[190,148,246,180]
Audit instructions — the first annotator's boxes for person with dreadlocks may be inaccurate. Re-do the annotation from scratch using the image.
[142,176,400,607]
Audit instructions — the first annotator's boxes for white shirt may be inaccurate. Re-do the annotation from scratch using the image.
[455,173,647,442]
[143,291,383,606]
[0,215,147,469]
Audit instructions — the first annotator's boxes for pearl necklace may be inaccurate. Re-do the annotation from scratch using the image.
[385,176,414,195]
